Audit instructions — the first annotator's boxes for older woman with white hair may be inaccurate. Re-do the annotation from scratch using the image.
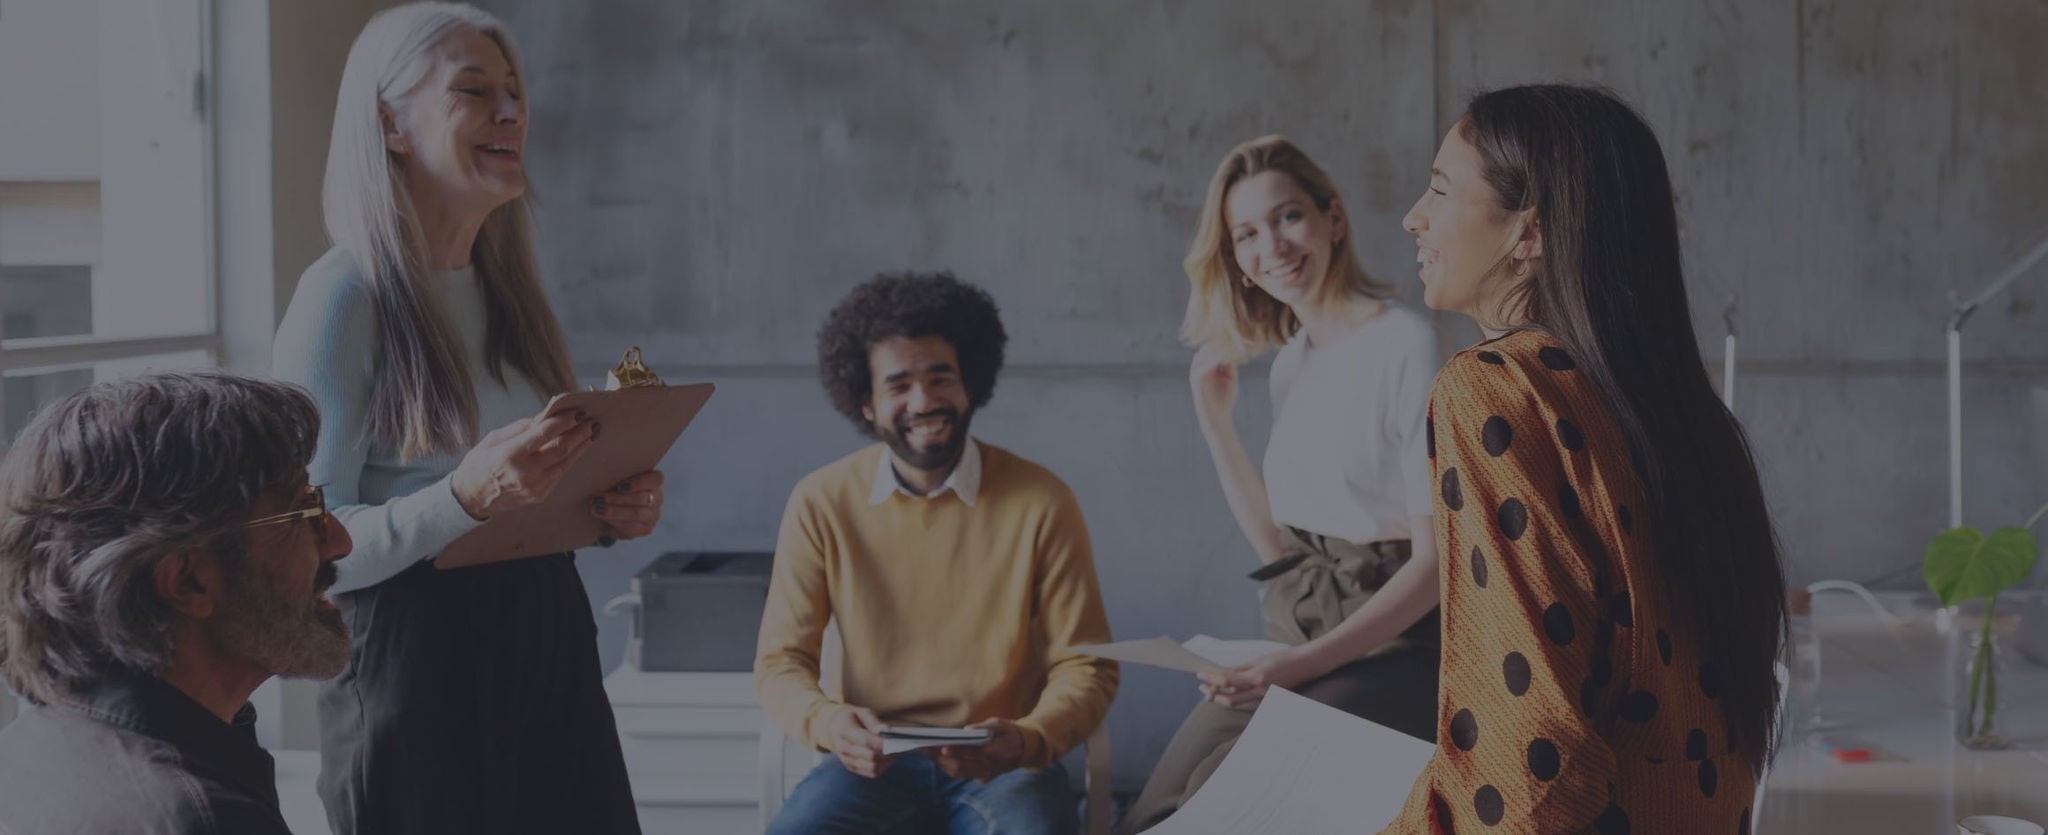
[273,4,657,832]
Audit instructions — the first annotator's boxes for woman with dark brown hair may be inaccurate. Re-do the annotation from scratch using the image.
[1387,84,1785,833]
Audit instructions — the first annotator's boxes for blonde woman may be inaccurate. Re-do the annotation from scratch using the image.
[1121,137,1444,832]
[273,4,655,832]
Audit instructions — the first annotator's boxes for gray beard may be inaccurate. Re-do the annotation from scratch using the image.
[214,569,351,680]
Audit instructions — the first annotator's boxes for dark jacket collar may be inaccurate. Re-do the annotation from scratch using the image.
[71,671,277,801]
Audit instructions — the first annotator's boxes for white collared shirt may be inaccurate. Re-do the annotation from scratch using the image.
[868,437,982,507]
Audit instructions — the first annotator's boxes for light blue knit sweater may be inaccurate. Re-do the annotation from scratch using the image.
[272,248,549,593]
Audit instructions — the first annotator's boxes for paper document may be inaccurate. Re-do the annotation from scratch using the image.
[1066,635,1291,674]
[879,726,992,755]
[1181,634,1290,669]
[1144,687,1435,834]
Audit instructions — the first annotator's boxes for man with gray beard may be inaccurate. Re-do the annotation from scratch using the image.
[0,372,353,835]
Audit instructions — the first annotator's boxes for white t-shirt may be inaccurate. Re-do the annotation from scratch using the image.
[1263,301,1441,544]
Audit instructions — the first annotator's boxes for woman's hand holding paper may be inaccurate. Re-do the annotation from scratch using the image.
[450,410,600,520]
[1197,645,1326,708]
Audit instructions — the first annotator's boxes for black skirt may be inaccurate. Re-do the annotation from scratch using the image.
[316,553,641,835]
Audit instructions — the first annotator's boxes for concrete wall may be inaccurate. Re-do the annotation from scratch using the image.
[354,0,2047,787]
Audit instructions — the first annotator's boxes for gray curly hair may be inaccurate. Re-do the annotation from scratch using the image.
[0,372,320,705]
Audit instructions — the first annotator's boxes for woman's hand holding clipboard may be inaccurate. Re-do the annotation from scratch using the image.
[435,348,714,569]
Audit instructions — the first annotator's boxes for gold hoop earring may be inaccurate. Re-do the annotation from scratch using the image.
[1240,274,1254,288]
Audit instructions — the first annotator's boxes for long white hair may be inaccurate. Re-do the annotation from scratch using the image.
[322,1,574,461]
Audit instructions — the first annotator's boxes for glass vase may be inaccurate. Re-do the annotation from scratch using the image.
[1956,617,2007,750]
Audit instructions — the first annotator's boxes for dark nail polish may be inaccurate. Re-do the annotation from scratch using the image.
[592,496,606,513]
[597,535,617,547]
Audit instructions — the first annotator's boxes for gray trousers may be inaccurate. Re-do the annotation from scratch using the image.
[1119,529,1440,834]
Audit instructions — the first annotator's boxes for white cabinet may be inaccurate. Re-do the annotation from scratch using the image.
[603,658,810,834]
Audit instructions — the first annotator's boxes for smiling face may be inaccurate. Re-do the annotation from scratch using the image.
[862,334,973,474]
[385,29,528,218]
[1223,170,1346,310]
[1402,123,1533,323]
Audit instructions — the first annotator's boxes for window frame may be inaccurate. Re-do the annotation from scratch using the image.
[0,0,223,396]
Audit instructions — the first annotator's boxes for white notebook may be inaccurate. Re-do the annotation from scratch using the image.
[878,726,993,755]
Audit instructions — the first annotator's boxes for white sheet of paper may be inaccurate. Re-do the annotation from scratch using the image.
[1066,635,1293,674]
[1066,636,1222,673]
[1143,687,1436,834]
[1182,634,1290,669]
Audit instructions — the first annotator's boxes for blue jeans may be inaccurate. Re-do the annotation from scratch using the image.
[767,754,1077,835]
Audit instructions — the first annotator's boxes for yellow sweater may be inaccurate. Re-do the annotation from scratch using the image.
[753,442,1119,768]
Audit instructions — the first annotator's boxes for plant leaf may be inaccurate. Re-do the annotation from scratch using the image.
[1924,525,2039,606]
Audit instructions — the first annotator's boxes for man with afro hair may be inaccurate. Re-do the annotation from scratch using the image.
[755,271,1119,834]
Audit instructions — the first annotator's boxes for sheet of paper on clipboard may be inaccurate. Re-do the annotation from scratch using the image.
[435,348,713,569]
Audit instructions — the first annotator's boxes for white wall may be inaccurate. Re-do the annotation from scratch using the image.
[0,0,98,180]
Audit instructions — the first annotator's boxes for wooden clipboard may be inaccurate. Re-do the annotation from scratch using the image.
[434,381,714,569]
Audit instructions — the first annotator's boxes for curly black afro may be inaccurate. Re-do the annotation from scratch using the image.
[817,271,1008,438]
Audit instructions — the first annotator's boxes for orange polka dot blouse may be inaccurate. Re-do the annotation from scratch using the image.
[1382,331,1756,834]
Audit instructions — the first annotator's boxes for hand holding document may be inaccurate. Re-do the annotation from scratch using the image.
[1065,634,1291,674]
[436,348,714,568]
[1144,687,1435,834]
[878,726,993,755]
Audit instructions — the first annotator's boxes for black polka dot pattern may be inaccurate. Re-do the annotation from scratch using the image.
[1498,498,1529,540]
[1609,591,1633,628]
[1482,416,1514,456]
[1503,652,1531,696]
[1427,418,1437,460]
[1559,483,1582,519]
[1542,603,1575,646]
[1414,331,1750,834]
[1527,738,1561,782]
[1620,691,1660,723]
[1450,709,1479,751]
[1474,785,1505,826]
[1594,804,1630,835]
[1557,418,1584,451]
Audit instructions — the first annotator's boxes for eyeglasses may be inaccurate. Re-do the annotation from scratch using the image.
[241,485,331,545]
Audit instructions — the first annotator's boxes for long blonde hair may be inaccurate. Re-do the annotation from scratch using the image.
[1178,135,1391,363]
[322,2,574,461]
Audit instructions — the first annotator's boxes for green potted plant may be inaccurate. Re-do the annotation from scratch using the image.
[1923,501,2046,749]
